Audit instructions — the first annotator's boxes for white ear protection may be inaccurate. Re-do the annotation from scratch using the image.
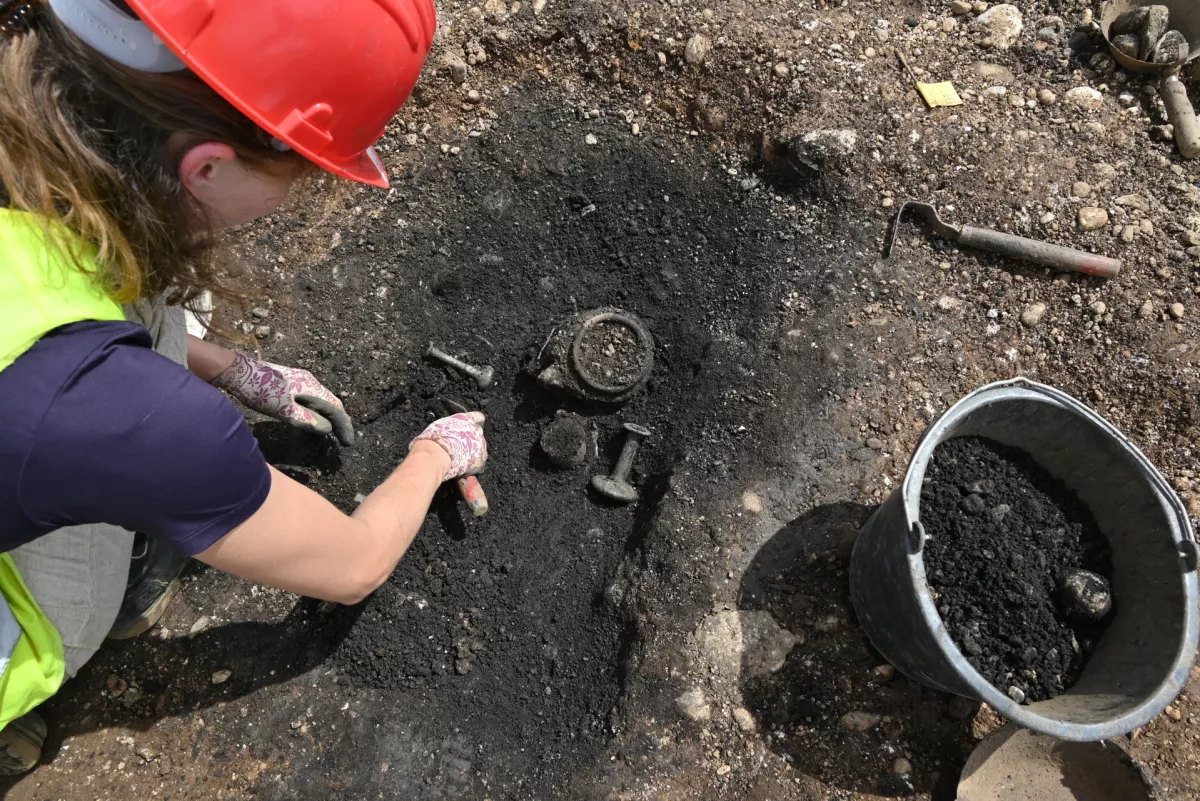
[48,0,185,73]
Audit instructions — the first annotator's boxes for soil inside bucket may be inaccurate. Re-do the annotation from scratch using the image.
[921,436,1114,703]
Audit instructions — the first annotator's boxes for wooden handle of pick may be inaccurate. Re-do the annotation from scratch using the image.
[1163,74,1200,160]
[456,475,489,517]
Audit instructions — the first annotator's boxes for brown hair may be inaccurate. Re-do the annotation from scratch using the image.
[0,2,304,307]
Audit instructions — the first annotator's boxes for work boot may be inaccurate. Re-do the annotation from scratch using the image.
[107,533,189,640]
[0,711,47,776]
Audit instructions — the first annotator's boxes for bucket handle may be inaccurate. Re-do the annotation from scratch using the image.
[916,377,1199,572]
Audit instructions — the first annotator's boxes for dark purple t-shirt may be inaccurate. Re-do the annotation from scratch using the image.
[0,321,271,556]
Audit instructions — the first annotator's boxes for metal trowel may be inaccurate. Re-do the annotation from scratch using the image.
[885,201,1123,278]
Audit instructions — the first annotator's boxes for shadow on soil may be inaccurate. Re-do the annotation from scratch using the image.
[0,594,362,790]
[738,502,976,800]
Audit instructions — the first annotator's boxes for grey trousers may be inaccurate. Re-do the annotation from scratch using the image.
[8,302,189,677]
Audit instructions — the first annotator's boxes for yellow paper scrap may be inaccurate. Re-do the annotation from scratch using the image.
[917,81,963,108]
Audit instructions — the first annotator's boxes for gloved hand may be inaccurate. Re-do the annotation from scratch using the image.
[211,351,356,446]
[409,412,488,481]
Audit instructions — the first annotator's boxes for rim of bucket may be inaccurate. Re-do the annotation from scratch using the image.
[900,377,1200,741]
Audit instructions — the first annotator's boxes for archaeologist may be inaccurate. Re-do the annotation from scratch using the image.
[0,0,483,775]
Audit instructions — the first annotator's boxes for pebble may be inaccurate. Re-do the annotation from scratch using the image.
[892,758,914,776]
[106,674,128,697]
[189,615,212,637]
[773,62,790,79]
[250,307,269,319]
[1036,89,1057,106]
[871,664,896,684]
[448,60,468,85]
[254,325,272,339]
[1115,194,1149,212]
[715,764,732,776]
[1007,686,1026,704]
[676,688,711,721]
[1165,705,1183,721]
[1171,302,1185,319]
[465,89,482,104]
[882,197,895,208]
[972,5,1024,50]
[585,133,598,146]
[1071,181,1091,198]
[532,0,546,14]
[1090,301,1106,315]
[936,295,961,310]
[741,491,764,515]
[1078,207,1109,231]
[1121,224,1137,243]
[841,711,882,732]
[1139,299,1156,319]
[733,707,756,731]
[950,0,972,14]
[943,17,958,33]
[684,35,712,66]
[211,669,232,685]
[1065,86,1104,111]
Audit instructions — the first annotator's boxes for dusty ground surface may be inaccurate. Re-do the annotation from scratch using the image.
[5,0,1200,798]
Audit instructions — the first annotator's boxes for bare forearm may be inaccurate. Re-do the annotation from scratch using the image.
[187,334,237,381]
[352,443,449,570]
[198,443,451,603]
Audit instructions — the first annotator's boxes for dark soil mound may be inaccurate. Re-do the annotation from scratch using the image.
[244,88,828,796]
[921,436,1114,703]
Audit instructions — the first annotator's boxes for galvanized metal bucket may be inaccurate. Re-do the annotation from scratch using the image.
[849,378,1199,741]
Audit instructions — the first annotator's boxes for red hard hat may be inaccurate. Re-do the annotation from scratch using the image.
[124,0,437,188]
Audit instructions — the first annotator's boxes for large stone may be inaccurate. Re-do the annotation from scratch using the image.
[695,610,799,680]
[1109,7,1149,36]
[1153,30,1190,66]
[973,61,1014,84]
[972,5,1024,50]
[1111,34,1139,60]
[1140,6,1170,61]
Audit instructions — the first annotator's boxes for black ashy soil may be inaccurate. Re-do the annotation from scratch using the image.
[232,87,837,798]
[921,436,1114,703]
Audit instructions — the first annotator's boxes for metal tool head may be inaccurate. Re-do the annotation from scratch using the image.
[590,474,639,504]
[883,201,963,258]
[473,365,495,389]
[623,422,652,439]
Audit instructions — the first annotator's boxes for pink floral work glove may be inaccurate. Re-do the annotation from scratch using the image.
[211,351,356,446]
[409,412,488,481]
